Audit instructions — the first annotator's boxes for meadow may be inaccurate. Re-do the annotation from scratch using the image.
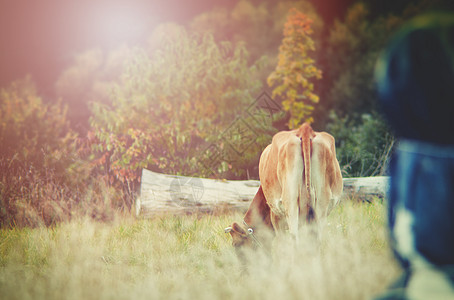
[0,198,401,300]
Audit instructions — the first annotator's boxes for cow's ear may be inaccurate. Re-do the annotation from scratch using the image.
[232,222,247,235]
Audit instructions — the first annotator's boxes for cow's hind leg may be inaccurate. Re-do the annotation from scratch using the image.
[279,137,304,244]
[282,180,300,244]
[270,212,282,232]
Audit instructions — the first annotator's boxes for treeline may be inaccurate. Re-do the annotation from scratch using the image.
[1,0,453,227]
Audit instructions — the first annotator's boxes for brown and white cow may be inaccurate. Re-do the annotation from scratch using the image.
[225,185,274,262]
[226,122,343,250]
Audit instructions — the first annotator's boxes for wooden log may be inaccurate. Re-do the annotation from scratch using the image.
[342,176,389,202]
[136,169,389,217]
[137,169,260,216]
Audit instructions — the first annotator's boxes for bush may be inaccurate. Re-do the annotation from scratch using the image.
[88,26,270,194]
[0,78,93,227]
[326,111,394,177]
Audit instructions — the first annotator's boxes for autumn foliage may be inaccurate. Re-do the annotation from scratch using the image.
[88,27,265,196]
[0,78,84,226]
[2,0,449,227]
[268,8,322,128]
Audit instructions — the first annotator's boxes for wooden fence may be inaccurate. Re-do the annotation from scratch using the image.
[136,168,389,217]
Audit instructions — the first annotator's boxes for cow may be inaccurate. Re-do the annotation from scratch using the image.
[225,185,274,249]
[226,122,343,251]
[225,185,274,263]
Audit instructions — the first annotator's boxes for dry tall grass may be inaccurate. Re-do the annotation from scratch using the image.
[0,199,400,300]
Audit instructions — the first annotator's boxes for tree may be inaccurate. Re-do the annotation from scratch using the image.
[55,46,134,133]
[0,77,79,182]
[88,25,266,196]
[318,2,433,177]
[267,8,322,128]
[0,77,85,226]
[190,1,323,88]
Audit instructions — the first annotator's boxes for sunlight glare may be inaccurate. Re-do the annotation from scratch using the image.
[91,2,149,46]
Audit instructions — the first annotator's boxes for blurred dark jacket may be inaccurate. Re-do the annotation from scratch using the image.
[375,13,454,274]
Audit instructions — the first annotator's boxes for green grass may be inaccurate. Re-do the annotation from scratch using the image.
[0,199,401,300]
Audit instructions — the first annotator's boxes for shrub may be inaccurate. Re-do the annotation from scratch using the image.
[326,111,394,177]
[88,26,269,195]
[0,78,89,227]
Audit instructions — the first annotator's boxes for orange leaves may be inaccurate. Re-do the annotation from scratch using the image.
[88,124,155,186]
[283,8,314,37]
[267,8,322,129]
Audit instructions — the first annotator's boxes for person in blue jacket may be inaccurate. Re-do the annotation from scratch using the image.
[375,12,454,299]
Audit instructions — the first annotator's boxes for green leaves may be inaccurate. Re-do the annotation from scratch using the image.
[89,26,264,185]
[326,111,394,177]
[323,3,406,119]
[0,77,79,182]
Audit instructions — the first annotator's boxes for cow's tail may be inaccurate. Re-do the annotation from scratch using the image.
[297,123,315,222]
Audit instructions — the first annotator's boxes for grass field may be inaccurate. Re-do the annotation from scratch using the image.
[0,199,401,300]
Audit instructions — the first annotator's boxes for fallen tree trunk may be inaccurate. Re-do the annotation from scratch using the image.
[136,169,389,217]
[342,176,390,202]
